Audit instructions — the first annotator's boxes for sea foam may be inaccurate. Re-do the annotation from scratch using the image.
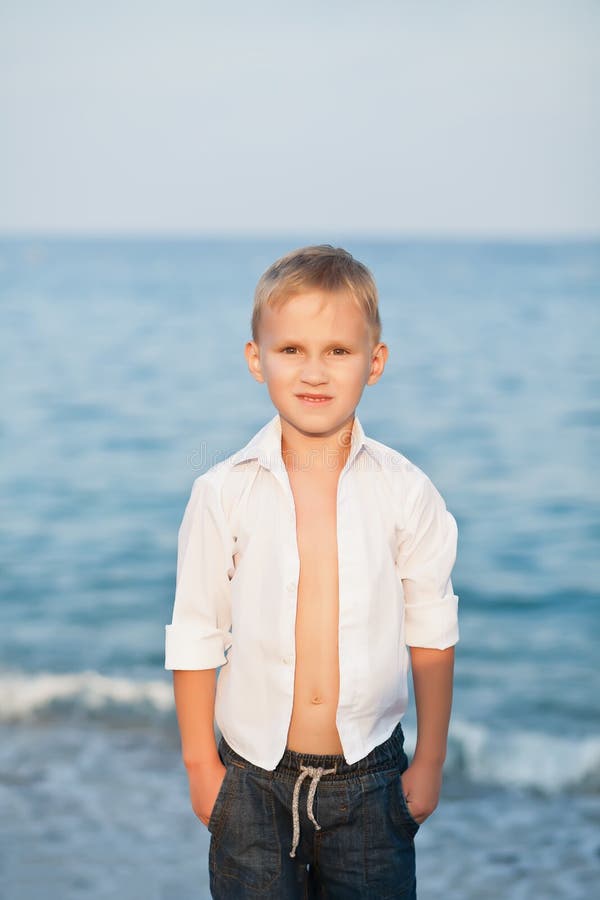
[1,668,599,793]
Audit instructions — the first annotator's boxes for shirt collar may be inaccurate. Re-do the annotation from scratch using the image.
[233,412,368,472]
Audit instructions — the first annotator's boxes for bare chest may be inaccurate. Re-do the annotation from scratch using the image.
[283,467,344,749]
[288,469,340,586]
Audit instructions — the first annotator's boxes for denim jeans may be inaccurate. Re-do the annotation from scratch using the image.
[207,721,420,898]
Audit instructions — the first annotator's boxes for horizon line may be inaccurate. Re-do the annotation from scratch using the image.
[0,228,599,244]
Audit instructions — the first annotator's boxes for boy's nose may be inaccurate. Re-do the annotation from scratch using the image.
[300,361,329,383]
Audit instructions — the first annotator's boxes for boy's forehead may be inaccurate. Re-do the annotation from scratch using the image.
[261,289,369,338]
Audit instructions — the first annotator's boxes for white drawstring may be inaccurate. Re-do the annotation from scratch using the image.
[289,763,337,858]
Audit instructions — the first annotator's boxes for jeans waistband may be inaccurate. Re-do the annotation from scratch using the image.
[219,720,406,781]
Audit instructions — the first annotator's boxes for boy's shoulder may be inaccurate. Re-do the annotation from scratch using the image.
[360,429,451,520]
[361,431,433,488]
[361,431,411,470]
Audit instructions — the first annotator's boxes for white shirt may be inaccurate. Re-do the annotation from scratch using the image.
[164,412,459,770]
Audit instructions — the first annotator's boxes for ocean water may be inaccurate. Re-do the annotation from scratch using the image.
[1,236,599,899]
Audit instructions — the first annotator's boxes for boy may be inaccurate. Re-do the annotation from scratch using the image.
[165,245,459,899]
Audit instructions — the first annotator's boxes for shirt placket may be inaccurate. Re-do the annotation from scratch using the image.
[272,461,300,675]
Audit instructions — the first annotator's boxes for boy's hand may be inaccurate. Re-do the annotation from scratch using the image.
[187,760,227,827]
[400,758,443,825]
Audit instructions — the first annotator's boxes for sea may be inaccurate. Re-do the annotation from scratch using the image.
[0,235,598,899]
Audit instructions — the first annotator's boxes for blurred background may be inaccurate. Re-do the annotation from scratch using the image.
[1,2,598,898]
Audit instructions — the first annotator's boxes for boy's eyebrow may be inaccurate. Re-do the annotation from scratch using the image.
[273,337,356,346]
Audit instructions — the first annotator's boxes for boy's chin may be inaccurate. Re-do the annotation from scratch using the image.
[278,408,359,434]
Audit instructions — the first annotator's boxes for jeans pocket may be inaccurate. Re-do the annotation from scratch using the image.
[396,774,421,835]
[209,770,282,893]
[362,770,418,897]
[207,760,233,835]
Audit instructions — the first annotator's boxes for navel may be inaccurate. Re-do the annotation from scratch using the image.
[310,695,323,705]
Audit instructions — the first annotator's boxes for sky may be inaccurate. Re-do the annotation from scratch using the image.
[1,0,598,237]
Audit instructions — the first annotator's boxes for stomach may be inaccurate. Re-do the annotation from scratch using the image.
[285,689,344,754]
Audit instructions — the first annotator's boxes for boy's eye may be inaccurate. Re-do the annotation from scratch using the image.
[280,347,349,355]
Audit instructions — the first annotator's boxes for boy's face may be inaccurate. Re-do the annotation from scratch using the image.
[245,289,388,441]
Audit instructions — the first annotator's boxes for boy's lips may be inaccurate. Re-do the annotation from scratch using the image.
[295,393,333,404]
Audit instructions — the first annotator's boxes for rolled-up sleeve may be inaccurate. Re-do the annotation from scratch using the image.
[164,475,234,670]
[397,473,459,650]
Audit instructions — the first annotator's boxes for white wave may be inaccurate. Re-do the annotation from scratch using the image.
[444,718,600,792]
[1,671,599,793]
[0,669,173,720]
[397,719,600,792]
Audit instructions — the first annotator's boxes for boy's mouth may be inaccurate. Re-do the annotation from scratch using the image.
[296,393,333,404]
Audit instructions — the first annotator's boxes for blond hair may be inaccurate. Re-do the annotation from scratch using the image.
[251,244,381,344]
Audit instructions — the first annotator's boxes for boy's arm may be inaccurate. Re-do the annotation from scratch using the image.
[173,669,220,767]
[410,645,454,766]
[396,472,460,824]
[165,478,235,827]
[173,668,226,827]
[401,646,454,825]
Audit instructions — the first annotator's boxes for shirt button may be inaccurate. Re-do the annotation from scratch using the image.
[282,656,294,666]
[286,581,297,594]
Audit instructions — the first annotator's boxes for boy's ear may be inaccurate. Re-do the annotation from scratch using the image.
[245,340,265,383]
[366,342,388,385]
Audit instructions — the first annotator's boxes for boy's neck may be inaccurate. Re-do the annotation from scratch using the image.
[280,414,354,474]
